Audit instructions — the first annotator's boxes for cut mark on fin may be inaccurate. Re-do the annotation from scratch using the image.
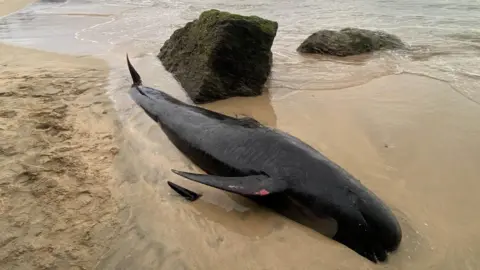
[255,189,270,196]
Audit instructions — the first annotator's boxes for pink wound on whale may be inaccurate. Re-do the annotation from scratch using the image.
[255,189,270,196]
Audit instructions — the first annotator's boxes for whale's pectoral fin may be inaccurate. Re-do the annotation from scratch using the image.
[167,181,202,201]
[171,169,285,196]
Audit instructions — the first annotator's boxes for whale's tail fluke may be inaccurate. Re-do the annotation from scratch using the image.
[126,54,142,87]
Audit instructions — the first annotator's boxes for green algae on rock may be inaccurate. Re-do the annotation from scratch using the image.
[158,9,278,104]
[297,28,405,57]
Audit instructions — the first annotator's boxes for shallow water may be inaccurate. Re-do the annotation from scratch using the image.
[2,0,480,269]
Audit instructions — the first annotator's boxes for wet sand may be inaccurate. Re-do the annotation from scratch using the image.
[2,0,480,269]
[112,66,480,269]
[0,43,125,268]
[0,0,34,16]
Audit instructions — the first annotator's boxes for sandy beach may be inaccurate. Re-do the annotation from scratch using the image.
[0,28,124,270]
[2,0,480,269]
[0,0,34,16]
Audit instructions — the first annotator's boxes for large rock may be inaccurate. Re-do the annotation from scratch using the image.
[297,28,405,57]
[158,9,278,104]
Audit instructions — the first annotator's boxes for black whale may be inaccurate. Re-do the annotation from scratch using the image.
[126,55,402,263]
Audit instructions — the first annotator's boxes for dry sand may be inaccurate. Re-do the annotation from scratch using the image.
[0,43,124,269]
[0,0,34,16]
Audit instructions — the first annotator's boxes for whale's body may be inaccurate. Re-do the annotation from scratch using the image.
[126,55,402,263]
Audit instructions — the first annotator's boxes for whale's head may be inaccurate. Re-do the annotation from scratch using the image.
[330,187,402,263]
[289,168,402,263]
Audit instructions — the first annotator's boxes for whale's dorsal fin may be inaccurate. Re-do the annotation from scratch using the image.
[170,169,286,196]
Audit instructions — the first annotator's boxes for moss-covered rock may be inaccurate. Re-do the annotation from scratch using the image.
[158,9,278,104]
[297,28,405,57]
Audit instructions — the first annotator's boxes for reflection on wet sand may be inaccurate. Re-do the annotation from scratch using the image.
[202,91,277,127]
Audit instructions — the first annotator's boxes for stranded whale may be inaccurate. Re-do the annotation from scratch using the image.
[126,55,402,263]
